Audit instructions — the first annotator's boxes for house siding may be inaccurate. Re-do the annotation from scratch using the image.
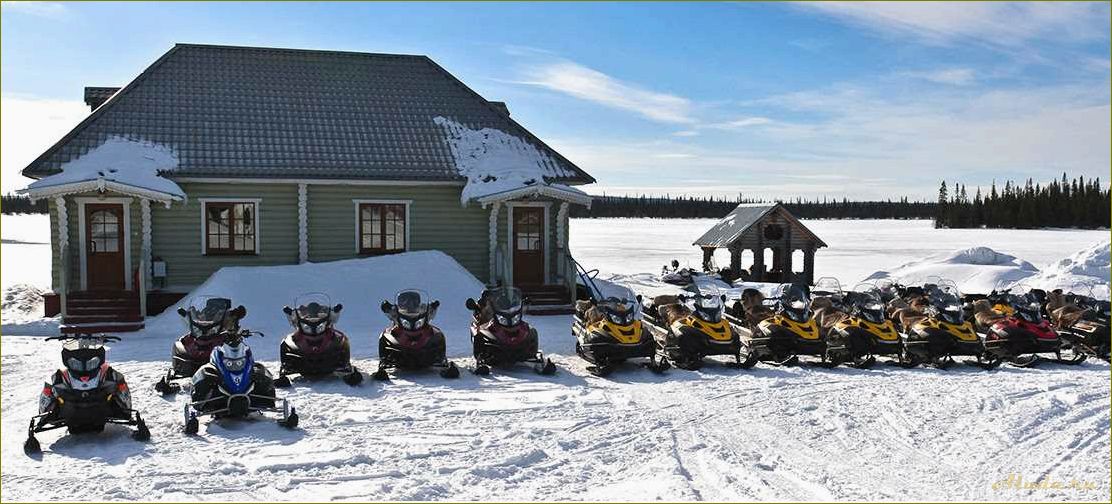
[305,184,490,281]
[150,182,300,288]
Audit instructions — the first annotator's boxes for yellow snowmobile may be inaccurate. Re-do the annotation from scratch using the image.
[642,284,756,370]
[827,283,907,367]
[571,261,668,376]
[749,283,839,367]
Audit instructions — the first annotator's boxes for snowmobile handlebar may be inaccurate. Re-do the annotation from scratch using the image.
[46,334,121,343]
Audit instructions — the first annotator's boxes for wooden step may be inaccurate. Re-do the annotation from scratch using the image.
[63,313,143,325]
[60,321,144,334]
[526,304,575,316]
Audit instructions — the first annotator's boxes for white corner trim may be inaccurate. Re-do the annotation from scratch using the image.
[352,199,412,254]
[505,202,551,285]
[74,197,133,291]
[198,198,263,255]
[298,184,308,263]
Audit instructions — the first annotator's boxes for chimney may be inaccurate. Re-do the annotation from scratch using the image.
[488,101,510,116]
[84,86,121,112]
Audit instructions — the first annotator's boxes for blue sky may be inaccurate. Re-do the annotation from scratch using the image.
[2,1,1109,199]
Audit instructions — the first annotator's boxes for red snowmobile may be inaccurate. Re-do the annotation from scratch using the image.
[275,293,363,387]
[25,334,150,455]
[373,289,460,380]
[978,285,1085,367]
[155,296,245,394]
[466,286,556,375]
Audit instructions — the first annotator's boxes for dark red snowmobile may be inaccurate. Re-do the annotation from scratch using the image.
[466,286,556,375]
[275,293,363,387]
[155,296,245,394]
[979,286,1085,367]
[373,289,460,380]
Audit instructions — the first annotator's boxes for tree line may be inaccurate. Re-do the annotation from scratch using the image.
[570,194,936,219]
[936,174,1110,229]
[0,194,47,214]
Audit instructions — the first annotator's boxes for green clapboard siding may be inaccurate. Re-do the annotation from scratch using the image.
[306,184,490,280]
[150,182,300,288]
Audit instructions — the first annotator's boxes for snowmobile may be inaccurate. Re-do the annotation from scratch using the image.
[572,263,668,376]
[900,283,1001,369]
[275,293,363,387]
[642,284,756,370]
[661,259,698,286]
[466,286,556,375]
[372,289,460,380]
[745,283,845,367]
[1042,287,1110,362]
[25,334,150,455]
[812,280,904,368]
[184,328,298,434]
[155,296,245,395]
[976,285,1085,367]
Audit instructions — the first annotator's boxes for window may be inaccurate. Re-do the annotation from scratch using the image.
[205,201,257,255]
[359,203,406,255]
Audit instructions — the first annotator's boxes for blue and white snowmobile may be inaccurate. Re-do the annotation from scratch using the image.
[184,327,298,434]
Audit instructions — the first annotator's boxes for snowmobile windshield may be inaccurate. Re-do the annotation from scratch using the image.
[689,288,724,323]
[294,293,332,335]
[777,285,812,323]
[929,287,964,325]
[186,296,232,338]
[852,284,886,323]
[599,297,637,325]
[61,342,105,377]
[812,277,843,299]
[1006,287,1042,322]
[395,290,431,331]
[487,287,524,327]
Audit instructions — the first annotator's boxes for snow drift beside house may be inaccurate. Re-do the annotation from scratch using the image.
[433,116,585,205]
[0,284,59,336]
[139,251,486,357]
[863,246,1040,294]
[24,136,184,198]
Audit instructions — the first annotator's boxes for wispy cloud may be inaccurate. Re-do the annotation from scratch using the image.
[1,1,69,19]
[902,68,976,86]
[515,60,695,124]
[794,1,1110,48]
[708,116,774,129]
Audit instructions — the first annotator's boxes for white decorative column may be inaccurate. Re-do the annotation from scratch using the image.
[488,202,501,285]
[55,196,69,316]
[556,202,569,286]
[297,183,308,263]
[140,199,152,279]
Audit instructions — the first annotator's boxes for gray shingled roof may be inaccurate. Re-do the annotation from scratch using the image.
[693,203,827,248]
[23,43,595,185]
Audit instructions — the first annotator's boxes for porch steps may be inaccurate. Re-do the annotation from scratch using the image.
[61,291,144,334]
[522,285,575,315]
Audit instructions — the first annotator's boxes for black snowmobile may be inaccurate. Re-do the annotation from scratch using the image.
[642,284,756,370]
[1041,287,1110,362]
[466,285,556,375]
[25,334,150,455]
[275,293,363,387]
[572,262,668,376]
[373,289,460,380]
[184,327,298,434]
[155,296,245,395]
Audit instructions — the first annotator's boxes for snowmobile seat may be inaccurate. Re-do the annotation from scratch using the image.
[972,299,1007,327]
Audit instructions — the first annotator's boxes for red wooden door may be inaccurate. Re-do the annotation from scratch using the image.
[85,204,125,291]
[512,207,545,286]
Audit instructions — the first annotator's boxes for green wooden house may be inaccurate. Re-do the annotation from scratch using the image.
[20,44,595,332]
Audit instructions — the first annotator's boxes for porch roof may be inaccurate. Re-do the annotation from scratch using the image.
[474,182,593,208]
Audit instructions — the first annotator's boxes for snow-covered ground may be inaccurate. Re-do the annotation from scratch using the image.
[2,215,1109,502]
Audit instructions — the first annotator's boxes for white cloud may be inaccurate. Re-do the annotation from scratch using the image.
[672,130,699,137]
[516,60,695,124]
[903,68,976,86]
[795,1,1109,48]
[0,95,88,194]
[708,116,774,129]
[0,1,69,19]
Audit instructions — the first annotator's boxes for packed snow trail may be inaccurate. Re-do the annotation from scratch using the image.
[2,328,1108,502]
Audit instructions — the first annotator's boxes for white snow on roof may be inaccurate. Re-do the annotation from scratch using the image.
[433,116,582,205]
[25,136,184,199]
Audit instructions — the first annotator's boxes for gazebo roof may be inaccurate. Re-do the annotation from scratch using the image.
[693,203,827,248]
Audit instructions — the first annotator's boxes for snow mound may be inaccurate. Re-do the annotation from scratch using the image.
[864,246,1039,294]
[139,251,485,358]
[25,136,184,198]
[0,283,59,336]
[1025,240,1111,299]
[433,116,582,205]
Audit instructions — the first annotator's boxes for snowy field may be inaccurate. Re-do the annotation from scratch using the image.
[2,214,1109,502]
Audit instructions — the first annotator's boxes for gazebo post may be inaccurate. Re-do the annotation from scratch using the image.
[804,246,816,286]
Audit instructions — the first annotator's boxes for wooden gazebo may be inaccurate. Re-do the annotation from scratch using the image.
[693,203,827,285]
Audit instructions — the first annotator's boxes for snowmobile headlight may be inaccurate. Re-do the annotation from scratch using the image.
[222,357,247,372]
[66,357,84,372]
[414,318,425,330]
[497,313,521,326]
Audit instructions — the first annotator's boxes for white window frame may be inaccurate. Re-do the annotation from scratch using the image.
[505,201,551,286]
[74,197,133,291]
[352,199,412,255]
[199,198,263,255]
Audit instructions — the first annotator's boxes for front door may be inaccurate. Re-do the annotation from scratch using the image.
[85,203,125,291]
[512,206,545,286]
